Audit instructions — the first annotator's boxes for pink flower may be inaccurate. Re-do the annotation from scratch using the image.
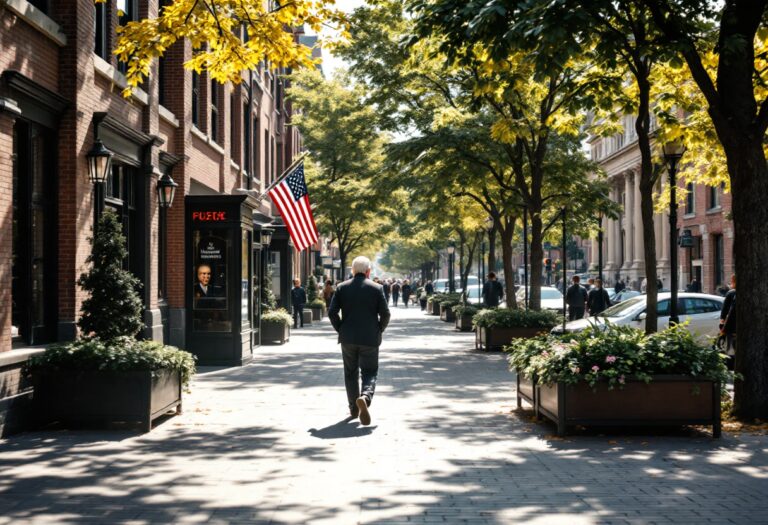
[605,355,617,364]
[541,351,550,358]
[619,375,626,384]
[591,365,600,372]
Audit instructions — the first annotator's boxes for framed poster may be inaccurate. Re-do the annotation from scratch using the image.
[192,229,231,332]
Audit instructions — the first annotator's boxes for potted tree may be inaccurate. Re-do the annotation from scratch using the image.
[427,293,444,315]
[439,296,461,323]
[453,304,479,332]
[28,211,195,432]
[506,324,730,437]
[306,275,323,321]
[473,308,559,351]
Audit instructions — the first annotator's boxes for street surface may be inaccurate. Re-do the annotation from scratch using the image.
[1,306,767,524]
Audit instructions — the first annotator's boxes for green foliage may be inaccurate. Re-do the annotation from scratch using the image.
[78,210,144,340]
[308,298,325,309]
[262,308,293,326]
[453,304,479,318]
[306,274,319,303]
[28,336,196,388]
[472,308,560,329]
[506,324,733,391]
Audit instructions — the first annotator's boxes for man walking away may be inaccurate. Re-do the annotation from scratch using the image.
[391,280,401,307]
[328,256,391,426]
[587,278,612,316]
[566,276,588,321]
[291,279,307,328]
[383,279,391,305]
[401,280,412,308]
[425,280,434,296]
[482,272,504,307]
[719,274,736,367]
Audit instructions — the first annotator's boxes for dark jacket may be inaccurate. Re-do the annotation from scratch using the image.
[425,282,434,295]
[391,283,401,295]
[565,284,588,308]
[720,289,736,334]
[402,284,412,297]
[587,287,611,315]
[383,282,391,296]
[328,274,391,347]
[482,280,504,307]
[291,286,307,306]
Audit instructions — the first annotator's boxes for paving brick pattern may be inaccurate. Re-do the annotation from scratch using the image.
[1,307,767,524]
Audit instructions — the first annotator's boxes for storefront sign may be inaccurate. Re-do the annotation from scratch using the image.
[192,211,227,222]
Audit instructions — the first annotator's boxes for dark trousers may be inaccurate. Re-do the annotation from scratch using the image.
[293,304,304,328]
[392,293,399,306]
[341,344,379,410]
[402,293,410,307]
[568,306,585,321]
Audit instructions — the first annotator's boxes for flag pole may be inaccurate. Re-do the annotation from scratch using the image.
[257,152,309,201]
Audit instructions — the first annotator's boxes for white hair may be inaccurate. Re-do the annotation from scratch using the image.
[351,256,372,275]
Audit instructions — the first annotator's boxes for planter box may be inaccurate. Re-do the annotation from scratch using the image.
[262,321,290,344]
[33,368,182,432]
[420,299,428,310]
[302,310,313,325]
[455,314,474,332]
[517,373,536,410]
[310,306,323,321]
[536,376,721,437]
[440,305,456,322]
[475,326,547,351]
[429,300,441,315]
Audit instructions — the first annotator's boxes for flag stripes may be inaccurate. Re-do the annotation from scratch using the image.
[268,162,319,252]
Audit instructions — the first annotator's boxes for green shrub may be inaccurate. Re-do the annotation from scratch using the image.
[506,323,733,391]
[473,308,560,329]
[306,274,319,303]
[262,308,293,326]
[453,304,479,317]
[28,337,197,388]
[308,298,325,308]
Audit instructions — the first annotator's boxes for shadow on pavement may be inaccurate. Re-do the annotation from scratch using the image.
[308,418,377,439]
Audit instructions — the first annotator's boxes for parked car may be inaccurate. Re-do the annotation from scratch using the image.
[611,289,642,303]
[462,285,506,307]
[432,276,480,293]
[551,292,724,340]
[515,286,565,313]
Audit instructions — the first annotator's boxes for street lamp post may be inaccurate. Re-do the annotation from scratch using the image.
[86,139,113,226]
[597,211,604,283]
[479,240,485,305]
[663,140,686,326]
[447,242,456,293]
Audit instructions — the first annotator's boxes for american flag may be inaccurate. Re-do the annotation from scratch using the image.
[268,161,319,252]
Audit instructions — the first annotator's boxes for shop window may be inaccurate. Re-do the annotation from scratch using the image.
[105,164,142,279]
[708,183,723,210]
[192,229,231,332]
[210,78,220,142]
[243,103,250,175]
[253,116,260,182]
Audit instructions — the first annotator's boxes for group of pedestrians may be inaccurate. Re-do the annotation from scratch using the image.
[290,277,338,329]
[565,275,612,320]
[378,278,416,307]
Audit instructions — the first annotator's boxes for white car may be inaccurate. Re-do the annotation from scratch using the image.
[515,286,565,313]
[462,285,507,307]
[432,276,479,294]
[551,292,724,339]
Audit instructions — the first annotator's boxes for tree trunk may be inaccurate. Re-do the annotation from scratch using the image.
[729,141,768,420]
[528,213,544,311]
[499,217,518,309]
[488,227,496,274]
[460,237,477,292]
[340,252,347,281]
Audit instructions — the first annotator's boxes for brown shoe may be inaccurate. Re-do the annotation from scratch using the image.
[356,397,371,426]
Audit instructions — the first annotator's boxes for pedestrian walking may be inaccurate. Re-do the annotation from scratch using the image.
[383,279,391,304]
[719,274,737,362]
[425,280,434,296]
[482,272,504,307]
[323,279,335,308]
[565,276,588,321]
[328,256,391,426]
[401,280,412,308]
[391,280,401,307]
[614,279,625,293]
[687,278,701,293]
[291,278,307,328]
[587,278,612,316]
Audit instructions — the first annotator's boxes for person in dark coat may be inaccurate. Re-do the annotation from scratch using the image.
[688,278,701,293]
[425,280,434,295]
[391,281,401,307]
[614,279,625,293]
[482,272,504,307]
[587,278,612,316]
[719,274,737,358]
[382,279,391,304]
[328,256,391,425]
[291,279,307,328]
[401,280,412,308]
[565,276,588,321]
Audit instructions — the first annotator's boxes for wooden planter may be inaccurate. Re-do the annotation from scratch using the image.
[536,376,721,437]
[302,310,313,325]
[475,326,547,351]
[455,314,474,332]
[516,373,536,409]
[429,300,441,315]
[439,305,456,322]
[262,321,290,344]
[33,368,182,432]
[310,306,323,321]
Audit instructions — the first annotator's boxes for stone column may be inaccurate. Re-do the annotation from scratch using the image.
[605,183,617,272]
[633,168,645,274]
[623,173,634,271]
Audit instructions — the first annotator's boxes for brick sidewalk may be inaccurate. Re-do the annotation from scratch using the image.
[1,306,767,524]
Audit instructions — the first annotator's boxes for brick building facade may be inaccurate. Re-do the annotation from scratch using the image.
[0,0,317,433]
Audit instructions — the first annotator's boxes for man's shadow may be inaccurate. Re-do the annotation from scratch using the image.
[308,417,377,439]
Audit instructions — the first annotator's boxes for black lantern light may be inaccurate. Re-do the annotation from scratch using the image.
[260,227,274,248]
[156,172,178,208]
[662,139,687,325]
[86,139,113,184]
[678,228,695,248]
